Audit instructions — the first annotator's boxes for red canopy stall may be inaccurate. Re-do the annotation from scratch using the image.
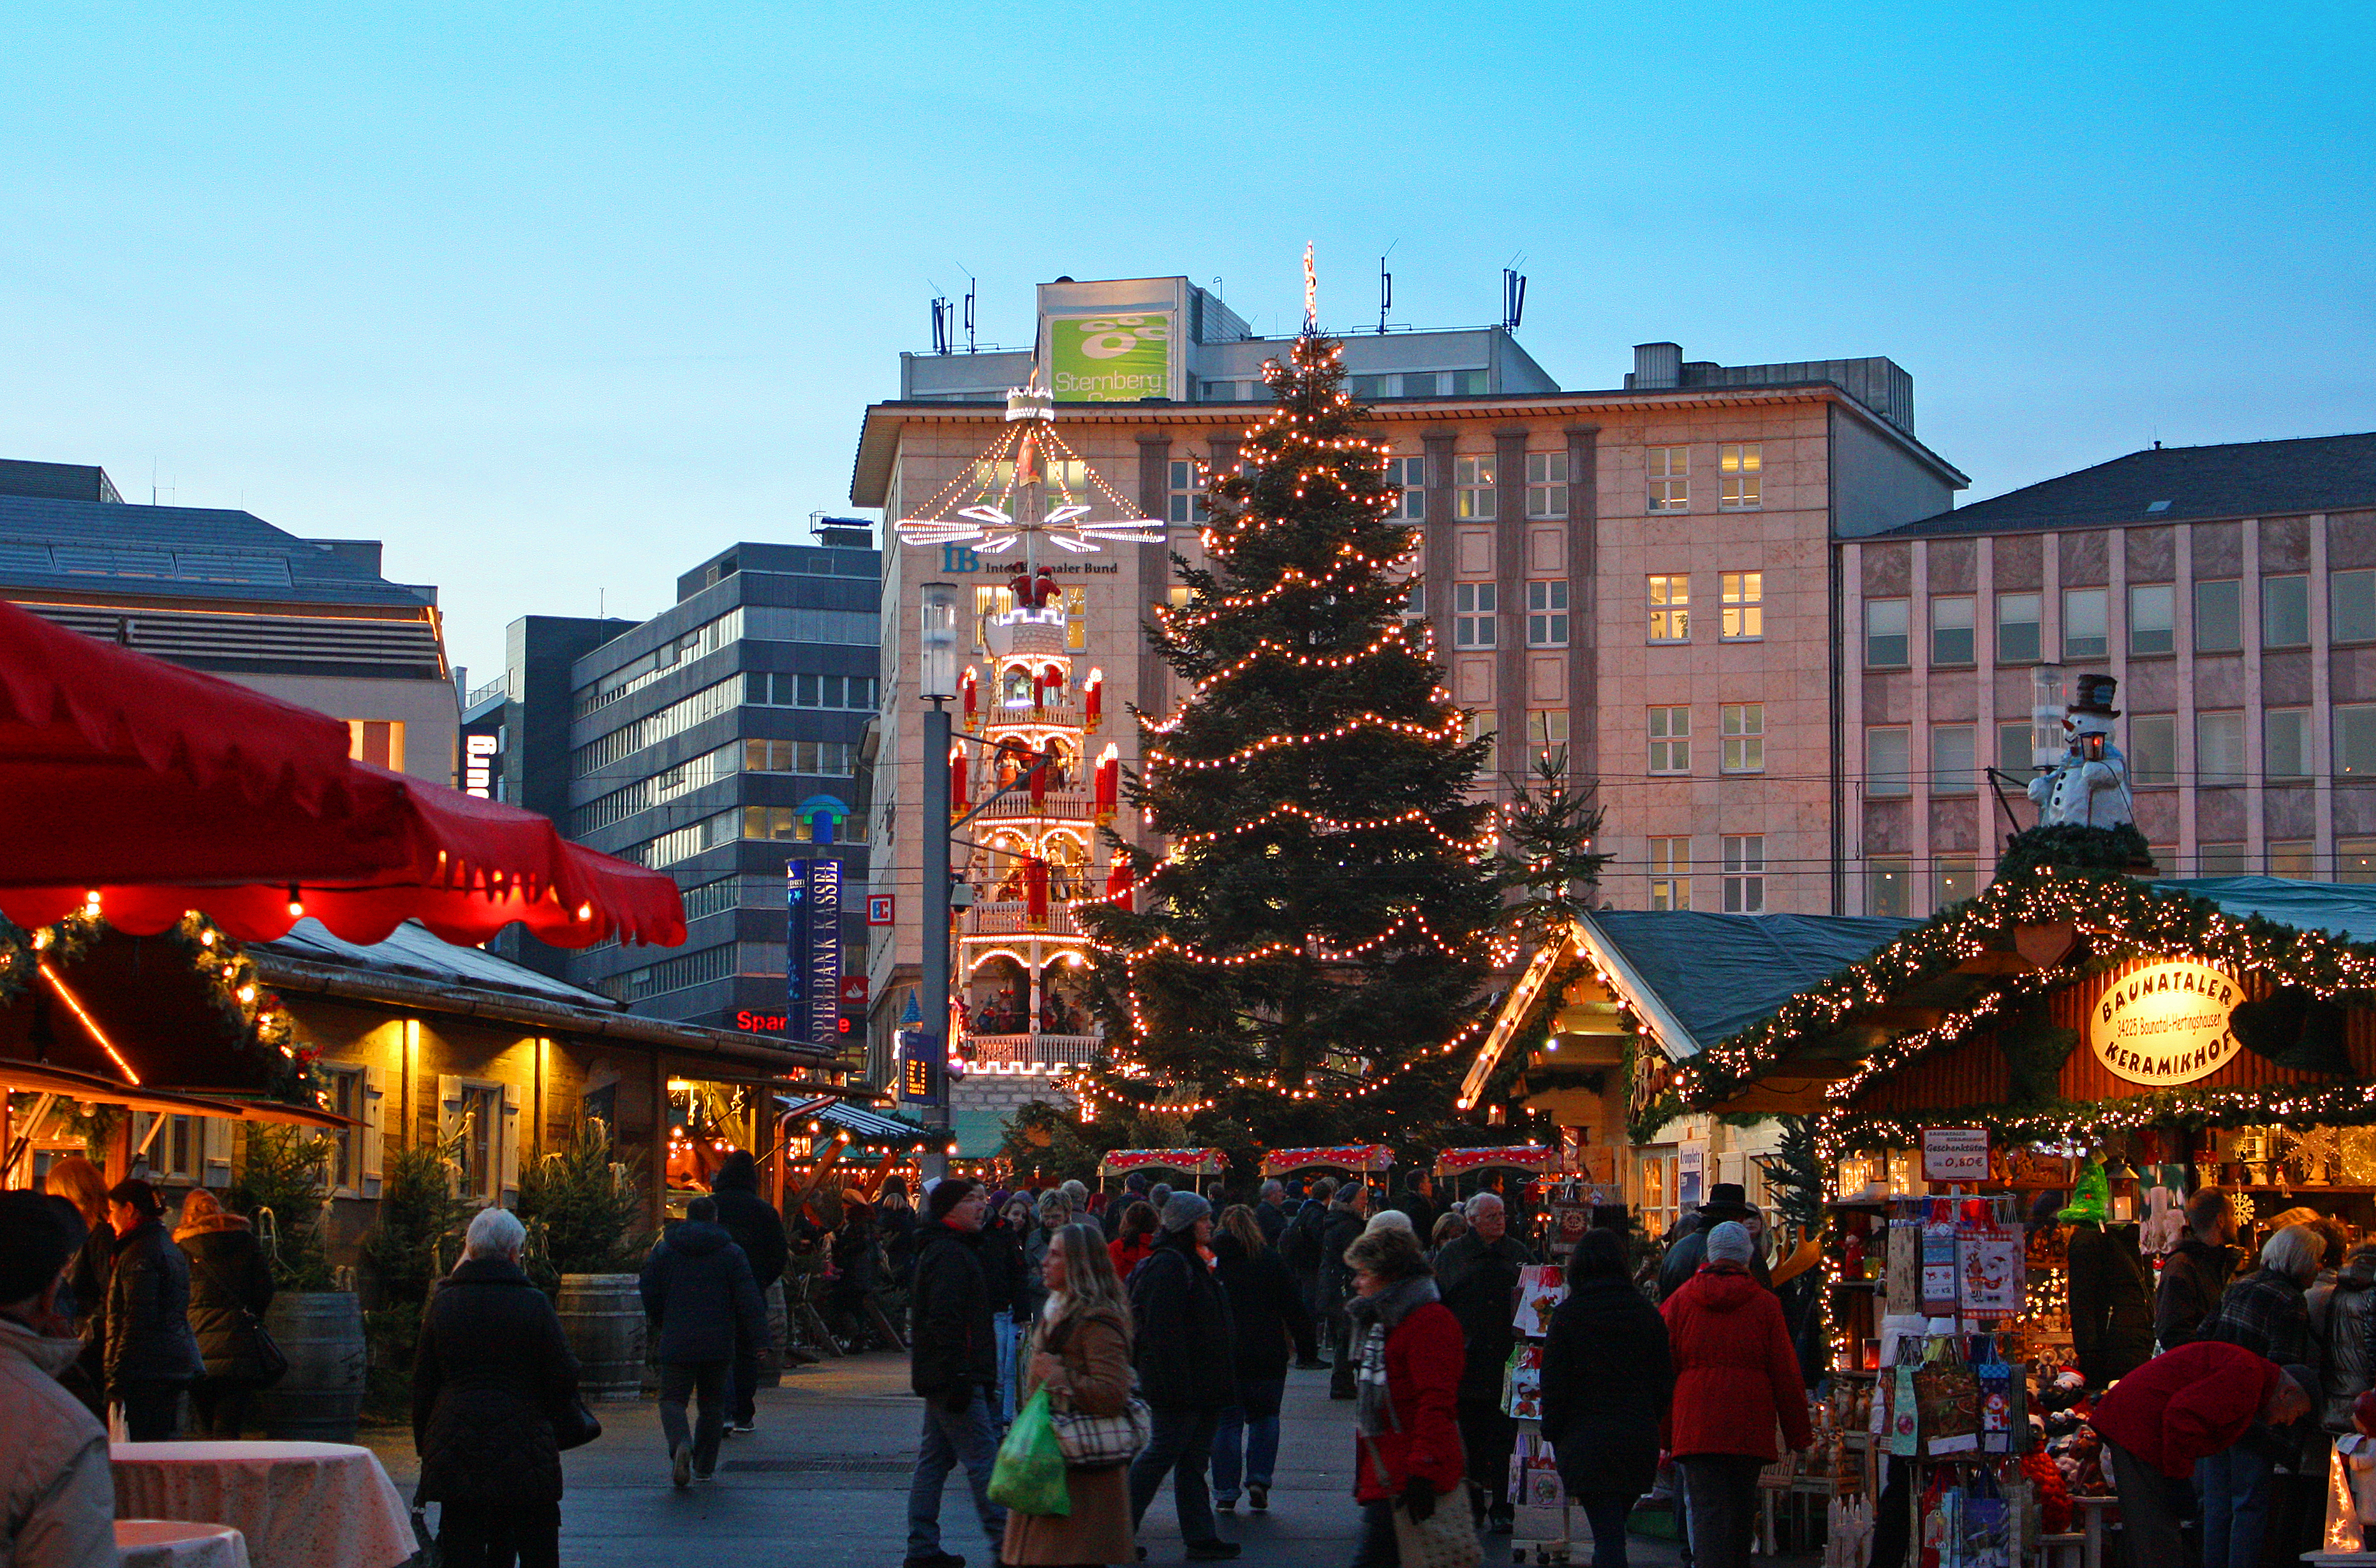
[1261,1143,1393,1177]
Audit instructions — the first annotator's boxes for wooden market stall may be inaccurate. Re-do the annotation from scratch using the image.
[1097,1147,1227,1194]
[1260,1143,1392,1179]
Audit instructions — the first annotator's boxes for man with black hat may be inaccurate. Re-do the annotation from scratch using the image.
[1657,1184,1767,1303]
[1127,1191,1241,1561]
[1,1189,115,1567]
[904,1178,1005,1568]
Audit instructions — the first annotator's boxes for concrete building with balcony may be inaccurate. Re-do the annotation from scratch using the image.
[853,275,1970,1148]
[0,457,458,784]
[1838,432,2376,914]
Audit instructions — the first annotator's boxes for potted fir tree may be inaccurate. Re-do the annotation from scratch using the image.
[231,1124,369,1441]
[516,1118,651,1401]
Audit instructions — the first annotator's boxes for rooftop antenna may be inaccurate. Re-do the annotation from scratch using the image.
[1502,254,1528,330]
[1378,240,1398,335]
[930,293,953,356]
[957,266,977,354]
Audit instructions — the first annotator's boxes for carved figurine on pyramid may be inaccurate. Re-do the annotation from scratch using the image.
[2027,673,2132,829]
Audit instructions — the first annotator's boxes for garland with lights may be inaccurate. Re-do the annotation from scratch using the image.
[0,905,321,1105]
[1077,330,1498,1147]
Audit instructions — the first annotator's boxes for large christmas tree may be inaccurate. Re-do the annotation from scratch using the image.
[1081,331,1500,1148]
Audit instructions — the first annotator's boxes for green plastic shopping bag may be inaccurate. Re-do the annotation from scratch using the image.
[989,1388,1072,1517]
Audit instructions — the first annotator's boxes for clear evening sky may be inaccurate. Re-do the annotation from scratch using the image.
[4,3,2368,682]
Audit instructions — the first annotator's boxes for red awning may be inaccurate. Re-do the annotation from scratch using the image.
[0,599,684,949]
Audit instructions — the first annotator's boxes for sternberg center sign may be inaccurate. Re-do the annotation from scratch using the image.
[2086,958,2242,1087]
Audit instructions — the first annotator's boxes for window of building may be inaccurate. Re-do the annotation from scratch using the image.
[1718,444,1762,509]
[2264,575,2310,648]
[1167,460,1208,525]
[347,720,406,772]
[744,738,857,777]
[1402,581,1426,621]
[2128,715,2177,786]
[131,1111,202,1184]
[2335,569,2376,644]
[1527,710,1568,770]
[2339,706,2376,776]
[1936,858,1977,908]
[1526,581,1569,647]
[2266,708,2312,779]
[1722,835,1766,912]
[1997,721,2033,778]
[1524,453,1568,519]
[1649,575,1690,642]
[2196,710,2246,785]
[1449,369,1489,395]
[1720,703,1765,773]
[1348,375,1387,402]
[2268,840,2315,878]
[1931,724,1977,794]
[1868,858,1912,918]
[1865,599,1909,667]
[2195,580,2243,652]
[1454,582,1497,648]
[320,1066,364,1194]
[1401,372,1439,399]
[1926,596,1974,665]
[1384,456,1427,520]
[1465,711,1498,773]
[1866,727,1910,795]
[1996,592,2042,663]
[1721,572,1763,640]
[2340,838,2376,883]
[1454,456,1496,520]
[1649,837,1692,911]
[1648,707,1691,774]
[1647,446,1688,513]
[2129,583,2174,656]
[452,1081,505,1205]
[2198,842,2249,876]
[1638,1147,1679,1238]
[2063,587,2108,660]
[747,673,882,711]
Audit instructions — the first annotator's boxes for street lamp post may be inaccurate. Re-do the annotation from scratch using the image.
[918,582,960,1180]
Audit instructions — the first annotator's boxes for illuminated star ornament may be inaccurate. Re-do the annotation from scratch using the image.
[893,383,1163,560]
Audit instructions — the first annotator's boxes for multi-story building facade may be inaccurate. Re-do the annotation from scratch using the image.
[1840,432,2376,914]
[0,458,458,783]
[480,532,882,1057]
[854,276,1968,1148]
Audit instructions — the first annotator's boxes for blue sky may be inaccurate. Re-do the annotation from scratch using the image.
[4,3,2369,680]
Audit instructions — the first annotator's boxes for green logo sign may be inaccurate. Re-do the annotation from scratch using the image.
[1049,313,1172,402]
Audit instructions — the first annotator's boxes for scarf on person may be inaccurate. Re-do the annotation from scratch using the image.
[1344,1273,1440,1437]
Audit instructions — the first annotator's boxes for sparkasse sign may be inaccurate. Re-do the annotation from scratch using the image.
[2086,959,2242,1087]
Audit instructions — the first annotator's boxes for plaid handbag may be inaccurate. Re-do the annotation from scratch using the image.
[1037,1312,1150,1469]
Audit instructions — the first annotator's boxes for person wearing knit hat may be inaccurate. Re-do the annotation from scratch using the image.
[1127,1184,1241,1558]
[1363,1209,1416,1238]
[1704,1221,1754,1267]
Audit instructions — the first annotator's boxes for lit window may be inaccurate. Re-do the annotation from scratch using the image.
[2063,588,2107,659]
[2196,710,2246,785]
[2266,708,2311,779]
[1718,444,1761,509]
[1647,446,1688,513]
[1527,709,1569,770]
[1931,597,1974,665]
[1722,835,1766,913]
[2195,580,2242,652]
[1720,703,1764,774]
[1866,728,1910,795]
[1524,453,1569,519]
[1526,581,1568,647]
[1865,599,1908,667]
[1648,707,1691,774]
[1455,457,1496,520]
[2128,715,2176,786]
[1167,460,1208,525]
[1649,837,1692,911]
[2339,837,2376,883]
[1935,858,1977,908]
[2334,569,2376,643]
[1996,592,2041,663]
[1721,573,1763,640]
[2264,575,2310,648]
[1931,724,1975,794]
[320,1067,364,1192]
[1454,582,1497,648]
[1384,456,1427,520]
[1649,575,1690,642]
[347,719,407,772]
[1868,858,1912,917]
[2129,583,2174,656]
[2339,706,2376,775]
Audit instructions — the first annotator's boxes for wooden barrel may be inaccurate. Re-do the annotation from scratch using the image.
[556,1273,646,1402]
[255,1291,366,1441]
[755,1279,787,1387]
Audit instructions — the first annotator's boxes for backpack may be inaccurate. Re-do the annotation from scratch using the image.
[1280,1202,1325,1271]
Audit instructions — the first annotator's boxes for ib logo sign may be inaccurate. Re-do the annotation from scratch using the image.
[941,544,980,574]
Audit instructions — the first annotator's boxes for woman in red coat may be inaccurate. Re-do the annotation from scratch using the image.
[1660,1221,1812,1568]
[1343,1224,1466,1567]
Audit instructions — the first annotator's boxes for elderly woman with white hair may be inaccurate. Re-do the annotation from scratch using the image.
[2192,1222,2323,1568]
[413,1206,583,1568]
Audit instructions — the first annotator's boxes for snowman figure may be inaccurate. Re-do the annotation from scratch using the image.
[2027,673,2132,829]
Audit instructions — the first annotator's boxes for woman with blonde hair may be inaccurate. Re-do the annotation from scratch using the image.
[1003,1222,1139,1567]
[43,1155,113,1415]
[175,1188,276,1437]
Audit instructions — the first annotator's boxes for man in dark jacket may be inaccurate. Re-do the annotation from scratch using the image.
[1102,1170,1152,1239]
[707,1150,788,1434]
[1279,1177,1334,1368]
[1127,1192,1240,1560]
[640,1195,765,1487]
[1319,1183,1370,1398]
[1389,1171,1438,1238]
[1435,1191,1538,1533]
[2158,1188,2241,1352]
[878,1179,920,1287]
[2066,1215,2157,1388]
[905,1178,1005,1568]
[1253,1181,1289,1246]
[103,1179,202,1440]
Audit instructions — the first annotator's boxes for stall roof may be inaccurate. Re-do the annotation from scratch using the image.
[260,918,614,1007]
[1580,910,1922,1059]
[781,1094,934,1147]
[2151,877,2376,944]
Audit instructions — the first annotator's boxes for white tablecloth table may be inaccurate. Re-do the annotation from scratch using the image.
[110,1441,413,1568]
[115,1519,251,1568]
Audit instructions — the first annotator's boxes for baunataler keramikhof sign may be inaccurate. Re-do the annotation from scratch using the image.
[2086,958,2243,1087]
